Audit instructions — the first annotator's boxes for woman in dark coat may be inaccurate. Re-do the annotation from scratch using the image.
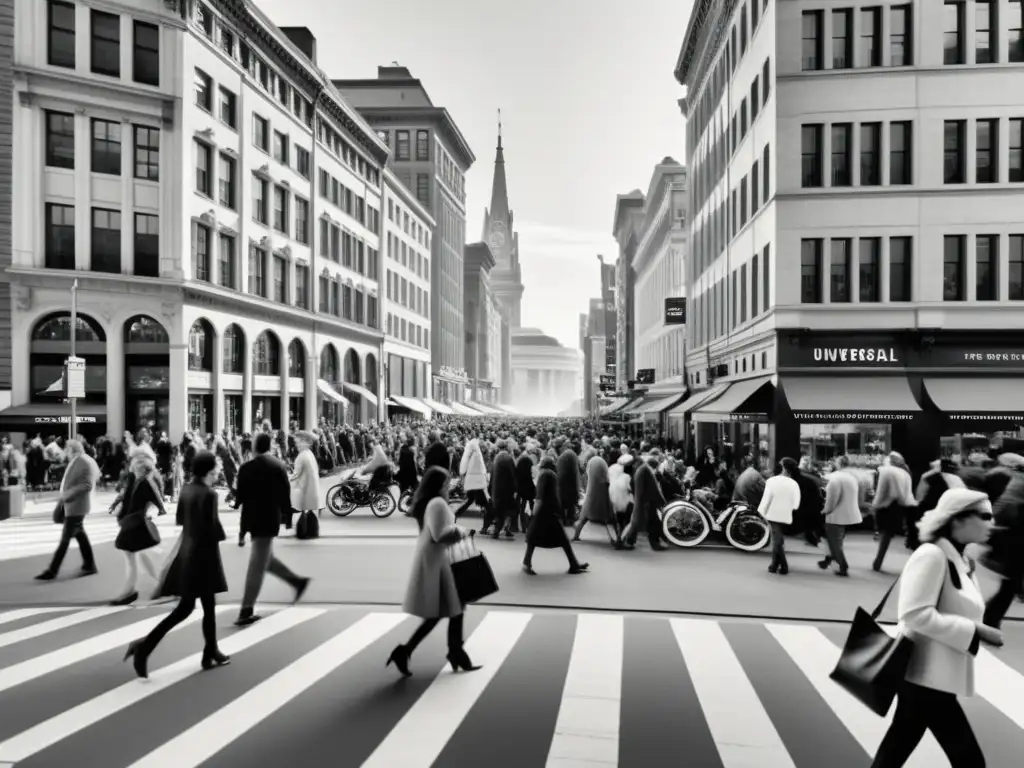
[514,452,536,533]
[396,437,419,495]
[624,457,667,550]
[523,468,588,575]
[126,451,229,678]
[489,447,518,540]
[556,447,581,526]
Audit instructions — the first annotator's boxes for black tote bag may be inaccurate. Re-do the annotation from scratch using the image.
[448,536,499,604]
[830,577,915,716]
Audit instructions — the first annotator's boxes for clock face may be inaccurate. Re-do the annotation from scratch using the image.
[489,231,506,249]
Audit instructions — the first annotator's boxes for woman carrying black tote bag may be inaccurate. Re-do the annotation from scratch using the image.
[834,488,1003,767]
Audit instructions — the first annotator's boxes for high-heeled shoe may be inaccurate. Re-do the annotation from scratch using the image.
[386,645,412,677]
[201,649,231,670]
[124,639,148,679]
[446,649,481,673]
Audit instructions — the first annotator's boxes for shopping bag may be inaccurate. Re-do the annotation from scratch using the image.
[295,509,320,540]
[829,577,914,716]
[115,513,161,552]
[448,536,498,604]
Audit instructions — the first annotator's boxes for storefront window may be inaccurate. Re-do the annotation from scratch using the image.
[127,366,169,390]
[939,430,1024,463]
[799,423,891,469]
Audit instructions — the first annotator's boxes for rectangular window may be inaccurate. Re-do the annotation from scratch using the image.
[741,99,748,138]
[45,111,75,169]
[273,185,288,234]
[91,208,121,273]
[48,1,76,69]
[90,10,120,77]
[296,146,310,178]
[751,160,760,212]
[133,21,159,86]
[134,213,159,277]
[192,223,209,282]
[194,69,212,111]
[248,246,265,296]
[944,1,965,65]
[740,176,748,225]
[891,4,913,66]
[859,7,882,66]
[218,153,235,208]
[253,115,268,151]
[740,3,748,54]
[832,9,852,68]
[1010,235,1024,300]
[860,123,881,185]
[976,234,998,300]
[976,119,998,183]
[944,120,966,183]
[830,239,851,302]
[943,235,965,301]
[45,203,75,270]
[195,140,211,196]
[395,130,410,161]
[763,144,770,201]
[416,173,430,207]
[219,87,237,130]
[762,58,771,102]
[802,11,823,70]
[801,239,822,303]
[273,131,288,165]
[252,175,267,223]
[273,255,286,303]
[859,238,880,302]
[295,264,309,308]
[318,275,329,313]
[890,121,912,184]
[889,237,912,301]
[751,254,760,316]
[1010,0,1024,62]
[831,124,852,186]
[762,244,770,310]
[801,124,823,187]
[134,126,159,180]
[295,198,309,244]
[91,119,121,175]
[415,130,430,161]
[218,233,235,289]
[1011,119,1024,181]
[976,0,997,64]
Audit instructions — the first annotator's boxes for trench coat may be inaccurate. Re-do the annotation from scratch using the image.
[527,470,570,549]
[629,463,665,535]
[402,497,465,619]
[490,451,518,514]
[290,449,320,512]
[581,456,615,525]
[556,449,580,522]
[515,454,536,502]
[174,481,227,597]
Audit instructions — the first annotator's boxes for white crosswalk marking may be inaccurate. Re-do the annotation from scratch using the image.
[546,614,624,767]
[125,612,408,768]
[670,618,795,768]
[361,611,532,768]
[0,607,325,764]
[0,606,129,649]
[0,607,70,626]
[976,647,1024,730]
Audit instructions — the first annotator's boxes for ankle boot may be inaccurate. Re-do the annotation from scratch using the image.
[386,645,412,677]
[202,648,231,670]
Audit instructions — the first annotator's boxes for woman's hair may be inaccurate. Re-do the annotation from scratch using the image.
[410,466,449,530]
[539,456,557,472]
[191,450,218,480]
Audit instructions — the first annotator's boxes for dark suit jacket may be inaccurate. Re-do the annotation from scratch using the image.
[235,453,291,538]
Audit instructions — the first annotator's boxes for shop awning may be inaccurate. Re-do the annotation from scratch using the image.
[0,402,107,426]
[668,382,730,416]
[390,396,432,417]
[468,401,504,415]
[495,404,520,415]
[341,381,379,407]
[600,398,631,416]
[449,402,483,416]
[924,378,1024,421]
[782,376,920,422]
[617,398,649,416]
[636,394,686,416]
[421,397,454,415]
[317,379,346,403]
[691,375,774,423]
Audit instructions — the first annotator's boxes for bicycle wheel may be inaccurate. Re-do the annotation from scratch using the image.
[327,484,356,517]
[371,491,397,518]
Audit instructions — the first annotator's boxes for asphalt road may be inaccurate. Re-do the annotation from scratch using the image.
[0,603,1021,768]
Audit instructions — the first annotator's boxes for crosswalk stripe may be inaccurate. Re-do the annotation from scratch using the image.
[0,607,70,626]
[545,614,623,767]
[0,606,326,764]
[0,606,130,649]
[771,623,945,766]
[361,611,533,768]
[670,618,795,768]
[124,612,408,768]
[0,606,231,695]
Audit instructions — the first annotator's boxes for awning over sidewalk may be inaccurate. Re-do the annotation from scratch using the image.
[449,402,482,416]
[635,394,687,416]
[467,401,504,415]
[0,402,107,426]
[495,404,521,415]
[342,381,378,407]
[923,378,1024,421]
[389,396,432,417]
[782,376,920,422]
[421,397,454,415]
[691,376,774,423]
[668,383,730,417]
[600,398,631,416]
[317,379,345,403]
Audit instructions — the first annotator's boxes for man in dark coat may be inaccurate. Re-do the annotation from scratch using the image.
[489,442,519,540]
[513,451,536,533]
[624,457,668,550]
[233,433,310,626]
[424,431,450,472]
[556,446,581,526]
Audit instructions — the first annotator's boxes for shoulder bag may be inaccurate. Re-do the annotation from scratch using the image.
[448,534,499,604]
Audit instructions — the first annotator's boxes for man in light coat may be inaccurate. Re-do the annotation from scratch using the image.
[871,451,916,572]
[36,439,99,580]
[759,457,802,575]
[818,454,863,577]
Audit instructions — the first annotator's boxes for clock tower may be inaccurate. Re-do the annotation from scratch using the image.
[482,112,525,328]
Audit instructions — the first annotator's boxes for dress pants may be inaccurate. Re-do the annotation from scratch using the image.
[241,537,303,611]
[769,522,788,571]
[48,516,96,573]
[872,682,984,767]
[141,593,218,656]
[406,612,464,654]
[821,523,850,572]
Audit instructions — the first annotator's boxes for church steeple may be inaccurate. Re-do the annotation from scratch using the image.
[488,109,509,224]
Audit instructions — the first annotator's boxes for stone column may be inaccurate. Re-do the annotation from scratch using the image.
[305,354,318,430]
[279,361,290,434]
[106,330,125,439]
[212,333,225,434]
[168,343,188,443]
[242,337,253,432]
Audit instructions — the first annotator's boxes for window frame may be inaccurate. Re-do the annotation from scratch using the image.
[132,20,159,86]
[90,9,120,77]
[90,207,122,274]
[133,125,159,181]
[47,0,76,69]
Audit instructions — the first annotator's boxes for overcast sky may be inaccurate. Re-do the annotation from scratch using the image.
[254,0,692,349]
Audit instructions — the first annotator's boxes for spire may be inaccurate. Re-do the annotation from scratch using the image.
[489,108,509,223]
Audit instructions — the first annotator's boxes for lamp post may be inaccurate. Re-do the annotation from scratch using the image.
[68,279,79,440]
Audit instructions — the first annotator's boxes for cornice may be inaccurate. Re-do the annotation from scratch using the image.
[14,66,174,124]
[677,0,738,98]
[356,107,475,170]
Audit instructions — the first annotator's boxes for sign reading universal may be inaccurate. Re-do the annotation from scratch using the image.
[812,347,900,364]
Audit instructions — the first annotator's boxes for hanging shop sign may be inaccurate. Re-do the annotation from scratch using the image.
[778,331,1024,370]
[599,374,615,391]
[665,297,687,324]
[635,369,655,385]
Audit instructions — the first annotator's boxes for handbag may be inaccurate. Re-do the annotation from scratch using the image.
[830,576,915,716]
[295,509,320,540]
[52,500,65,525]
[448,536,499,604]
[115,513,161,552]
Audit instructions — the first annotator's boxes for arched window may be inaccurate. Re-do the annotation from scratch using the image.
[123,315,169,343]
[319,345,338,382]
[252,331,280,376]
[343,349,360,384]
[223,324,244,373]
[365,353,378,394]
[188,319,214,371]
[31,313,105,342]
[288,339,306,378]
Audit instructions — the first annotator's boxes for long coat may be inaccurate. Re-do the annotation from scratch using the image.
[515,454,536,502]
[402,497,463,619]
[629,463,665,534]
[175,481,227,596]
[290,449,320,511]
[490,451,518,514]
[459,440,488,491]
[527,469,570,549]
[556,449,580,522]
[581,456,614,525]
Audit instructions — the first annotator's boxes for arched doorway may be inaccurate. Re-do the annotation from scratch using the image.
[251,330,281,429]
[319,344,341,425]
[343,349,361,425]
[288,339,306,429]
[187,319,215,433]
[29,312,107,439]
[123,315,169,437]
[222,323,245,432]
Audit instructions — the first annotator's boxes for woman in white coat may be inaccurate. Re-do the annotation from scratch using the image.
[871,487,1003,767]
[454,438,492,521]
[289,431,321,527]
